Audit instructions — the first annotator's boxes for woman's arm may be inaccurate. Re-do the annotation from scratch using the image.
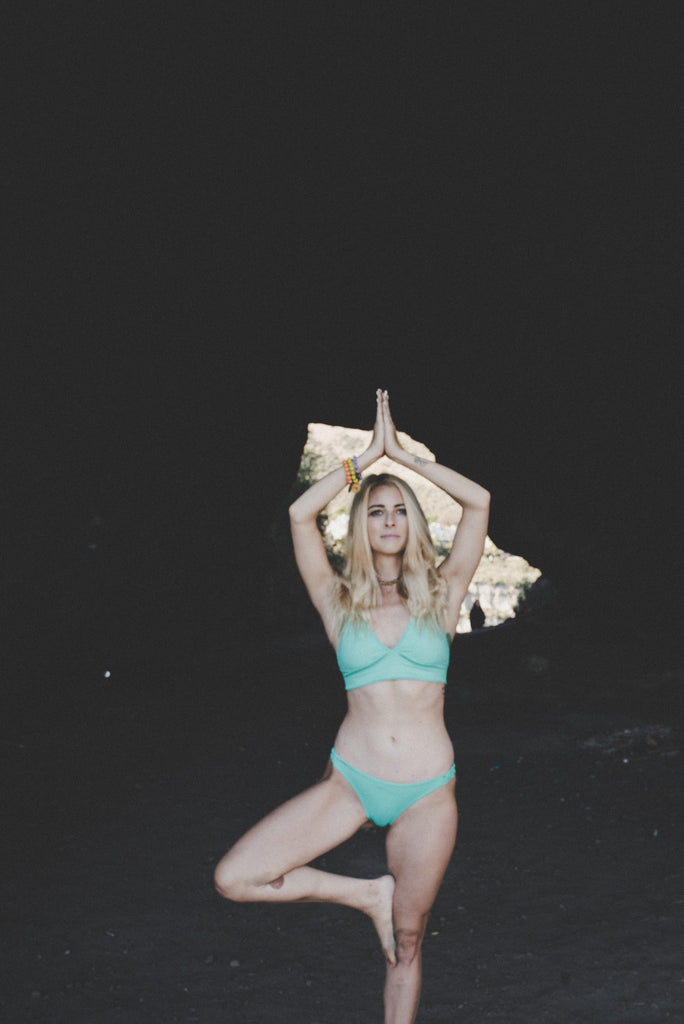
[289,390,385,624]
[380,393,490,622]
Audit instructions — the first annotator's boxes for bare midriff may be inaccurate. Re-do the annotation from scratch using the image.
[333,678,454,782]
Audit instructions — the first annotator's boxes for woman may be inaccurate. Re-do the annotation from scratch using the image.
[214,389,490,1023]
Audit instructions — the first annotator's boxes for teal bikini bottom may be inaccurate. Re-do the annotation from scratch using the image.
[330,748,456,827]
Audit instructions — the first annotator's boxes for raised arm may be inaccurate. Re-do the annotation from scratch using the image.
[380,392,490,632]
[288,390,385,631]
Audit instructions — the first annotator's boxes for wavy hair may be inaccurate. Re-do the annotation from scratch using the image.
[330,473,447,637]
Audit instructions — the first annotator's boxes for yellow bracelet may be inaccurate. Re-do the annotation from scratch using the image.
[344,457,362,493]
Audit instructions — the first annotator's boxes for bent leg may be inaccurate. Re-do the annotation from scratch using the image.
[214,771,396,962]
[384,779,458,1024]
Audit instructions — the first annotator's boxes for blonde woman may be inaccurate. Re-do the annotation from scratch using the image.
[214,389,490,1024]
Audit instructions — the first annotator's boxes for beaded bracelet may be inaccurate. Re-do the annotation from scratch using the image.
[343,456,362,493]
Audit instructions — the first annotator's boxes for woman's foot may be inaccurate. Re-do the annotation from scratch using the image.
[365,875,396,966]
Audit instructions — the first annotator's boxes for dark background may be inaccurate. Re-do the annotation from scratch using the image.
[5,3,681,653]
[2,5,683,1020]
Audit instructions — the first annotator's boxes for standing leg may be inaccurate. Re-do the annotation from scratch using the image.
[214,771,397,963]
[383,779,458,1024]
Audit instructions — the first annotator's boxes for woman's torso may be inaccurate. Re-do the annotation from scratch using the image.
[332,606,454,781]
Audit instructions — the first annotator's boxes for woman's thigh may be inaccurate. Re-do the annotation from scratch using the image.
[216,772,369,887]
[385,780,458,929]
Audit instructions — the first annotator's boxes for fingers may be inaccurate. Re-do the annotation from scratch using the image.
[377,389,404,459]
[374,390,395,452]
[367,389,385,458]
[373,390,384,430]
[380,390,393,426]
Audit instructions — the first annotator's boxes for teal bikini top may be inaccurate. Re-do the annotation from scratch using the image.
[336,617,451,690]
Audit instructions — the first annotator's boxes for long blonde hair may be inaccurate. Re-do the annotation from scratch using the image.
[330,473,447,637]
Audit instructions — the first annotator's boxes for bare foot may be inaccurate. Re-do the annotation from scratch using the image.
[365,875,396,966]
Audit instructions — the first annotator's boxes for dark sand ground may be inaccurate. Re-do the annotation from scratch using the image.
[2,617,682,1023]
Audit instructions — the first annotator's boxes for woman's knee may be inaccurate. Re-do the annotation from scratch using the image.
[214,851,249,902]
[214,846,285,901]
[395,921,427,967]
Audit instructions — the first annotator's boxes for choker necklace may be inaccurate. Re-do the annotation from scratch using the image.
[377,575,401,586]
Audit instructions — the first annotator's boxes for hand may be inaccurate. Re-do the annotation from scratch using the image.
[380,390,405,461]
[364,388,386,461]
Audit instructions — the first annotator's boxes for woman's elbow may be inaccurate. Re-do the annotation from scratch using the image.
[288,500,313,526]
[476,488,491,511]
[288,501,304,524]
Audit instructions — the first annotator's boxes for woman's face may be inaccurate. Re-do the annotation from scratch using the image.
[366,484,408,555]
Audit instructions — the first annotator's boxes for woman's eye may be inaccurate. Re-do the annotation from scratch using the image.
[397,507,407,516]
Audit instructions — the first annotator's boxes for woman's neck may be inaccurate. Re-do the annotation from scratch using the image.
[373,556,403,586]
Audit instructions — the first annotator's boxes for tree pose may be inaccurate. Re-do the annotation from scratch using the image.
[215,389,490,1023]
